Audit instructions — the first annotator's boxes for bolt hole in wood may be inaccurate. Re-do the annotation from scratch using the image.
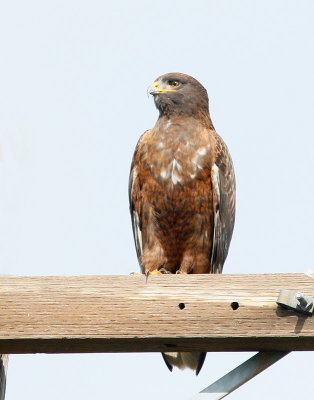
[178,302,185,310]
[231,301,239,310]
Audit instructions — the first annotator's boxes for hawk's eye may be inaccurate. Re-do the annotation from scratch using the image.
[168,80,180,88]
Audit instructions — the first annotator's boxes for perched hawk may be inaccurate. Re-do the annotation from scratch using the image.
[129,73,236,375]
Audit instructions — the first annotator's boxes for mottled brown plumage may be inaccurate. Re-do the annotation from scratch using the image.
[129,73,236,374]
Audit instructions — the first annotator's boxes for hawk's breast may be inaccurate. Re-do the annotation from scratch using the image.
[141,119,212,188]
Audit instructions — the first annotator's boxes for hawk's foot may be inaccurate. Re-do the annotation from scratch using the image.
[146,267,171,276]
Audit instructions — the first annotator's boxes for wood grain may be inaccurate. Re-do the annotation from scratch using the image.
[0,274,312,354]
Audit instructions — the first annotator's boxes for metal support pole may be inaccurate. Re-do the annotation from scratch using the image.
[190,351,289,400]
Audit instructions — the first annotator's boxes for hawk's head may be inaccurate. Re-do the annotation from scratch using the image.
[148,72,209,117]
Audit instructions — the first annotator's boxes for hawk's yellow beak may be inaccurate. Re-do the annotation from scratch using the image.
[147,81,177,96]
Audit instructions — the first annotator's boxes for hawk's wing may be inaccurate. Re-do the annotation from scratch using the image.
[210,133,236,273]
[128,131,150,263]
[129,163,143,261]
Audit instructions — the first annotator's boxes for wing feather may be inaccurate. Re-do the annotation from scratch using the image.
[129,131,151,261]
[129,165,143,260]
[210,135,236,273]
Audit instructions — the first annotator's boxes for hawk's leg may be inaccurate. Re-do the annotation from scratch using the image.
[179,251,211,274]
[141,243,169,275]
[178,253,194,274]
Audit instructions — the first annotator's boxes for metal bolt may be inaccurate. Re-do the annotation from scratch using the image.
[296,292,308,307]
[295,292,313,310]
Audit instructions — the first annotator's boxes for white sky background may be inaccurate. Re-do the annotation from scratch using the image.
[0,1,313,399]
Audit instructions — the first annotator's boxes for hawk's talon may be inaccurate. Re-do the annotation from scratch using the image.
[145,268,170,276]
[148,269,162,275]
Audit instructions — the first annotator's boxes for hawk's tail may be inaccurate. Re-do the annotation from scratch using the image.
[161,352,206,375]
[0,354,8,400]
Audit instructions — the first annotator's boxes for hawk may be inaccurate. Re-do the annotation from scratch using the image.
[129,73,236,375]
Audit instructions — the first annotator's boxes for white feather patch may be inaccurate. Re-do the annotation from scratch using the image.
[211,163,222,273]
[192,147,208,171]
[211,163,220,202]
[160,158,182,184]
[133,210,143,256]
[165,119,172,129]
[130,167,137,198]
[170,159,182,184]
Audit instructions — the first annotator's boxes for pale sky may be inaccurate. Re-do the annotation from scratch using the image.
[0,1,313,399]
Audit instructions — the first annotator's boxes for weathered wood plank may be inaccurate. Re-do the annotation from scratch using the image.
[0,274,312,353]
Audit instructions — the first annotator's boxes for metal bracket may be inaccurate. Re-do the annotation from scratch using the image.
[190,351,289,400]
[276,289,314,315]
[190,282,314,399]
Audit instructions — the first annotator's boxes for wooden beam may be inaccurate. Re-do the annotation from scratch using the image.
[0,273,313,354]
